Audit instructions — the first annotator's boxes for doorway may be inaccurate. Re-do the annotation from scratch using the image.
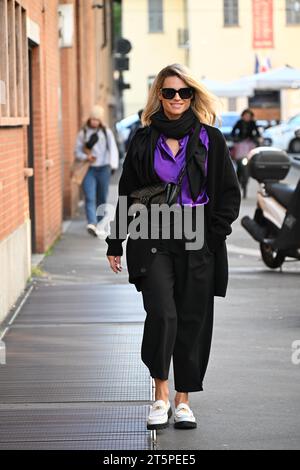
[27,44,36,253]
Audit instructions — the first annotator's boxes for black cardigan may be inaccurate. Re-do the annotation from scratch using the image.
[105,123,241,297]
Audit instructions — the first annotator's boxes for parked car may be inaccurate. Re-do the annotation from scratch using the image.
[289,129,300,155]
[256,119,278,132]
[263,113,300,153]
[215,112,240,150]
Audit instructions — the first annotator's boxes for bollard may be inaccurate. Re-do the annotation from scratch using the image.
[0,339,6,364]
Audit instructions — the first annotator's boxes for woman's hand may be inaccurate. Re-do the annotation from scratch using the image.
[86,154,97,163]
[107,255,122,273]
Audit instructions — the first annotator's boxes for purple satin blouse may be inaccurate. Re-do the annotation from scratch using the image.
[153,126,209,206]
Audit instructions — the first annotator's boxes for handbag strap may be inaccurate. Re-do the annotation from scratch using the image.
[174,153,193,206]
[176,150,195,186]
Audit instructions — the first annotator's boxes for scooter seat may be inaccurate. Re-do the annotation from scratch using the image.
[264,182,295,209]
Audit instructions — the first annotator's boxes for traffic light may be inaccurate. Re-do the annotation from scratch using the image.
[114,56,129,72]
[114,38,131,72]
[114,38,132,115]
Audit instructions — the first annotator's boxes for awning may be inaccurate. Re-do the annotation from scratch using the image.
[229,66,300,91]
[201,78,254,97]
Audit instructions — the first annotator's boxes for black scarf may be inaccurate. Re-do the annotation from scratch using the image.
[150,107,207,202]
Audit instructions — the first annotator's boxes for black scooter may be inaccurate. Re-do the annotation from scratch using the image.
[241,147,300,269]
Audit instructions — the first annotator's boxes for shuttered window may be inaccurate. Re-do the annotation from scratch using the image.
[148,0,163,33]
[0,0,29,126]
[286,0,300,24]
[224,0,239,26]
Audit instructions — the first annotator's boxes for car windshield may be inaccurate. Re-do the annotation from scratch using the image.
[217,114,240,128]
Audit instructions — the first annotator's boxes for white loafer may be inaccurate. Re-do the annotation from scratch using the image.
[174,403,197,429]
[147,399,172,430]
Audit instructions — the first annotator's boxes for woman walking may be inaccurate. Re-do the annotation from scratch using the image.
[74,105,119,237]
[231,108,262,160]
[105,64,241,430]
[231,108,262,198]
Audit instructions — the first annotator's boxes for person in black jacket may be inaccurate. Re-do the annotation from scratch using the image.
[125,109,144,152]
[105,64,241,431]
[231,108,262,160]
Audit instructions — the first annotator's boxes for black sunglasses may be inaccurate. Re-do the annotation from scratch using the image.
[160,87,194,100]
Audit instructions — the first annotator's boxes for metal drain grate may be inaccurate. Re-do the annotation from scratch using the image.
[12,285,145,324]
[0,435,152,450]
[0,382,151,403]
[1,323,150,402]
[0,283,153,450]
[0,405,152,450]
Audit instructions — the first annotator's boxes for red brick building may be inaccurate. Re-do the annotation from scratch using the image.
[0,0,116,323]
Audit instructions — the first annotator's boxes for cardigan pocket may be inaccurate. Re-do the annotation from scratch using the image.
[188,246,214,282]
[188,240,214,271]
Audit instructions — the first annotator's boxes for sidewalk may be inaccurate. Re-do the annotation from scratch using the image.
[0,174,154,450]
[2,171,300,450]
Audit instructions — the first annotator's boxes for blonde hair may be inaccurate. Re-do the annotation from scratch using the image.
[142,64,219,127]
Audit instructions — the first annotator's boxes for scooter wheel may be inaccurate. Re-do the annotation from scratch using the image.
[260,242,285,269]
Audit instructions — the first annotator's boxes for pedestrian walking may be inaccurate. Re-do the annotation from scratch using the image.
[231,108,262,161]
[105,64,241,430]
[74,105,119,237]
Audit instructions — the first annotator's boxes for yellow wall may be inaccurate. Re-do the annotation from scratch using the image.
[188,0,300,80]
[122,0,300,119]
[122,0,187,115]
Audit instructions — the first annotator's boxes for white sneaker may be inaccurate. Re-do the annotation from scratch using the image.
[147,399,172,430]
[174,403,197,429]
[86,224,98,237]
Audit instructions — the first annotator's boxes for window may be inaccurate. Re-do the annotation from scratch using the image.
[0,0,29,126]
[224,0,239,27]
[286,0,300,24]
[148,0,163,33]
[228,98,237,112]
[178,28,189,48]
[248,90,280,109]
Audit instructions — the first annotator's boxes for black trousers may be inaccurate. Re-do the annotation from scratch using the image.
[139,221,215,393]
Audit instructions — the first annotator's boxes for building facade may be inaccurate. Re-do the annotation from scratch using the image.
[122,0,188,116]
[0,0,115,323]
[122,0,300,119]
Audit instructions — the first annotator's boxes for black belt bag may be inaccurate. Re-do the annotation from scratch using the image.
[130,153,193,209]
[130,181,181,208]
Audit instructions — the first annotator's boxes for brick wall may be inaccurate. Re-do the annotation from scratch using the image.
[60,0,96,218]
[0,0,114,246]
[0,0,62,252]
[60,0,115,218]
[0,126,28,239]
[0,0,114,322]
